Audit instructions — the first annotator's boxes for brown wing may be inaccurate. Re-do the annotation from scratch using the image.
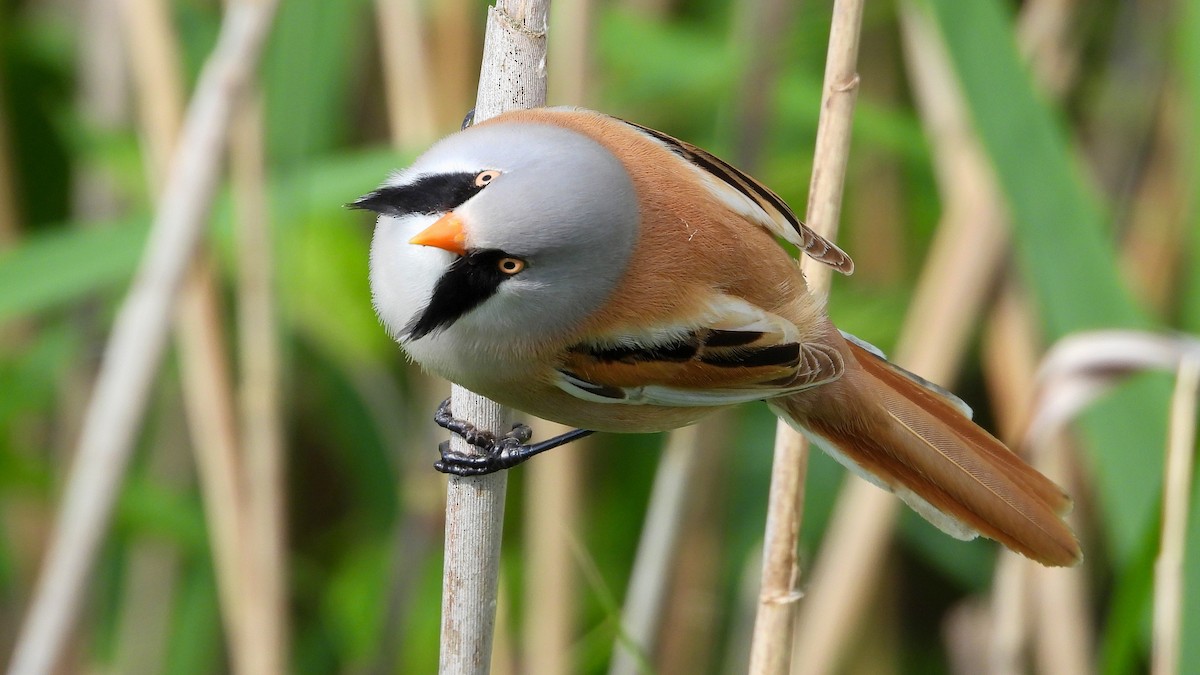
[619,118,855,275]
[554,322,844,407]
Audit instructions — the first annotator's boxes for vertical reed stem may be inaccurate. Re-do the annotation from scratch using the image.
[1152,356,1200,675]
[7,5,279,672]
[748,1,864,672]
[438,2,548,672]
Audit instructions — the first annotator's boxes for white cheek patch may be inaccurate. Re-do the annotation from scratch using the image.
[368,212,454,340]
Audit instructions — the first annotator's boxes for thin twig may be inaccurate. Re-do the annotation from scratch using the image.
[789,4,1011,671]
[438,1,548,672]
[231,88,288,675]
[430,0,480,124]
[0,84,18,249]
[525,419,582,675]
[120,0,269,667]
[1152,356,1199,675]
[983,2,1088,671]
[111,389,189,675]
[608,425,702,675]
[789,0,1090,667]
[374,0,438,147]
[748,1,864,672]
[984,287,1094,675]
[655,412,733,673]
[8,4,279,673]
[547,0,593,105]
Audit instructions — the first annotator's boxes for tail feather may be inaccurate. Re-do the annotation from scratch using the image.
[780,341,1081,567]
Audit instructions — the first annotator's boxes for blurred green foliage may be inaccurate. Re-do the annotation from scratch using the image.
[0,0,1196,672]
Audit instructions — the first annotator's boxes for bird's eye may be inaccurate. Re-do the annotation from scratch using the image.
[474,170,501,187]
[497,257,525,275]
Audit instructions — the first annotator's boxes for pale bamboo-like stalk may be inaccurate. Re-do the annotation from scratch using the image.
[439,2,548,672]
[547,0,593,105]
[374,0,438,147]
[1027,455,1093,675]
[790,5,1011,672]
[110,392,190,675]
[748,1,864,672]
[1152,356,1199,675]
[730,0,796,170]
[608,424,702,675]
[982,287,1094,675]
[370,3,447,665]
[7,4,280,673]
[120,0,267,668]
[987,551,1029,675]
[41,5,124,667]
[230,88,289,675]
[0,88,17,248]
[431,0,479,123]
[983,2,1088,670]
[524,419,581,675]
[655,412,733,673]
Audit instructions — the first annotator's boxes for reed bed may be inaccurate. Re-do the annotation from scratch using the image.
[0,0,1196,672]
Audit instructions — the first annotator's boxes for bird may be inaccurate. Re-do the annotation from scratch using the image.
[352,107,1081,567]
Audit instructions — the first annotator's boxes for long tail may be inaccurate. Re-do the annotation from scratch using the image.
[776,340,1081,567]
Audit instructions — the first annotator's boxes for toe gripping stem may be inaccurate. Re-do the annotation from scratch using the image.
[433,398,595,476]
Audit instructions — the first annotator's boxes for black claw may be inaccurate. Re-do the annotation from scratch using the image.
[431,399,596,476]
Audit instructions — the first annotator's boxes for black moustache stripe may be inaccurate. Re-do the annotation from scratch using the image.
[351,172,482,218]
[404,250,514,340]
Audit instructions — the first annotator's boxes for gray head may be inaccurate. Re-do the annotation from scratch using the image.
[355,118,640,371]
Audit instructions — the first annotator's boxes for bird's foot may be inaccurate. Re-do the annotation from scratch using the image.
[432,398,595,476]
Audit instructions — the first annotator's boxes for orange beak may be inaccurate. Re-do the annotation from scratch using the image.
[409,212,467,256]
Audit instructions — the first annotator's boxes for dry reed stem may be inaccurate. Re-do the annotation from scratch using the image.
[792,0,1086,666]
[439,2,548,672]
[0,90,17,248]
[51,0,127,464]
[981,2,1088,670]
[656,413,732,673]
[1027,441,1093,675]
[608,425,702,675]
[431,0,479,124]
[1152,356,1199,675]
[176,257,249,657]
[525,419,581,675]
[987,551,1029,675]
[374,0,438,147]
[789,6,1011,672]
[983,287,1095,675]
[1120,100,1189,316]
[121,0,275,668]
[110,393,190,675]
[749,2,864,672]
[370,0,448,659]
[547,0,593,105]
[230,88,288,675]
[730,0,796,171]
[8,4,279,672]
[344,370,445,674]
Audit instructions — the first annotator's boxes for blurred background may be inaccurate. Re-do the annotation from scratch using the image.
[1,0,1198,672]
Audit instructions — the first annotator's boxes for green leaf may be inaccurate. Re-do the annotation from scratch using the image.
[0,220,149,322]
[262,0,373,163]
[0,149,403,328]
[925,0,1169,566]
